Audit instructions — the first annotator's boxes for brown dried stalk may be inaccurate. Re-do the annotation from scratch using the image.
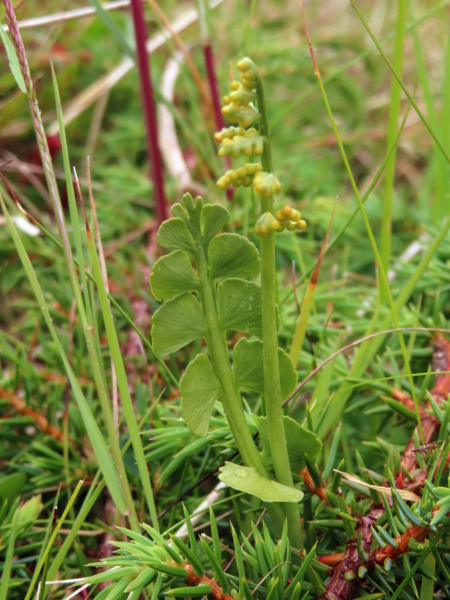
[185,563,234,600]
[300,467,329,505]
[319,337,450,600]
[0,385,65,443]
[3,0,62,223]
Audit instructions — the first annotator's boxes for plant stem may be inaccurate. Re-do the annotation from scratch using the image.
[195,237,268,477]
[130,0,168,224]
[379,0,407,299]
[254,68,303,549]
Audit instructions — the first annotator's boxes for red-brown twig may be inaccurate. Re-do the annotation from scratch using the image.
[185,563,234,600]
[0,386,65,443]
[130,0,168,224]
[300,467,329,505]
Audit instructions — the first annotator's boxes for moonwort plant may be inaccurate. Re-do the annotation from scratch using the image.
[149,57,320,551]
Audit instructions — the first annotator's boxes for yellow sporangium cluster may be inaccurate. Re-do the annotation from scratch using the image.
[275,206,307,231]
[236,57,258,87]
[224,81,256,109]
[215,56,283,204]
[215,127,264,158]
[255,205,307,236]
[221,80,259,128]
[253,171,281,199]
[216,163,263,190]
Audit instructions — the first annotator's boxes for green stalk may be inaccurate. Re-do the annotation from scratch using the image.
[407,0,445,224]
[281,102,411,307]
[289,275,316,367]
[380,0,407,287]
[47,407,155,585]
[195,237,268,476]
[254,68,303,549]
[1,7,140,531]
[440,35,450,221]
[272,0,450,128]
[0,508,18,600]
[52,68,139,530]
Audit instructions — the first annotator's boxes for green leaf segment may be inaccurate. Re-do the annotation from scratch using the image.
[151,195,315,508]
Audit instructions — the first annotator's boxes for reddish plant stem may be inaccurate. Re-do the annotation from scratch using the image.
[0,386,67,444]
[203,42,233,199]
[318,552,346,566]
[129,0,168,224]
[319,337,450,600]
[203,44,223,131]
[185,564,234,600]
[300,467,329,504]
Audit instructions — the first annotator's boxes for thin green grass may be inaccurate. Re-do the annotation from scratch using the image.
[297,1,447,440]
[1,191,127,512]
[24,481,83,600]
[350,0,450,166]
[0,507,19,600]
[379,0,407,282]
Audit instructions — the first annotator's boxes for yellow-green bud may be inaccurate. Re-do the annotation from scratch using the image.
[217,134,265,158]
[221,102,259,128]
[255,212,275,236]
[237,57,257,73]
[245,163,263,175]
[216,163,263,190]
[229,85,256,105]
[214,126,244,143]
[217,173,232,190]
[236,57,258,90]
[271,205,307,233]
[253,171,282,199]
[275,205,302,222]
[269,219,284,232]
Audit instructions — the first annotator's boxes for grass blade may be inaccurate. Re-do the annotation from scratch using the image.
[289,204,335,367]
[83,207,159,531]
[0,507,19,600]
[24,481,84,600]
[380,0,407,280]
[0,192,127,515]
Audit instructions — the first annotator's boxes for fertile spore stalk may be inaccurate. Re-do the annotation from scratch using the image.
[215,57,307,549]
